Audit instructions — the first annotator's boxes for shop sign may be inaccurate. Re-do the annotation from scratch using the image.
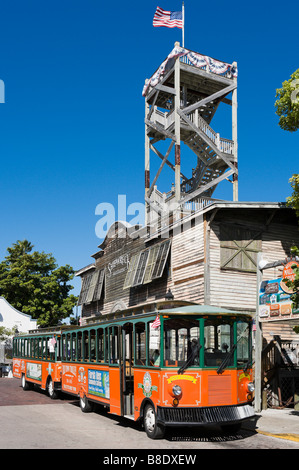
[259,261,299,322]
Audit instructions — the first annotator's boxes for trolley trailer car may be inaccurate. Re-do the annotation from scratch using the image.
[13,301,255,439]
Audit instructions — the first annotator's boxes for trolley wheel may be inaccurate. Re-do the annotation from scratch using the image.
[47,378,58,399]
[79,395,94,413]
[143,404,165,439]
[21,374,31,390]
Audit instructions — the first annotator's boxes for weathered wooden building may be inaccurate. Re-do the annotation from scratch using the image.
[77,202,299,342]
[76,44,299,407]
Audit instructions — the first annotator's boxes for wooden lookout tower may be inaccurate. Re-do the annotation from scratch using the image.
[143,43,238,225]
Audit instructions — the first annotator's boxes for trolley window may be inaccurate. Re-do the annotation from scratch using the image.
[236,320,251,366]
[71,332,76,362]
[204,319,234,367]
[135,322,146,366]
[148,320,161,367]
[77,331,83,361]
[96,328,105,363]
[109,327,119,365]
[83,331,89,362]
[90,329,96,362]
[163,318,200,368]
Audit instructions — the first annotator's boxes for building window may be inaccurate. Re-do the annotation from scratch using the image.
[220,225,261,273]
[151,240,171,280]
[123,254,140,289]
[123,239,171,289]
[77,273,93,305]
[78,269,105,306]
[133,251,149,287]
[93,269,105,301]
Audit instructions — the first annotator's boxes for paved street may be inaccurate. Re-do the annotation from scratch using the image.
[0,378,298,450]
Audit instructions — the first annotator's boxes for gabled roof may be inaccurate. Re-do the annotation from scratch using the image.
[0,296,37,321]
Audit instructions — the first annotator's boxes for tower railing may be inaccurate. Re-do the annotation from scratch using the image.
[179,54,235,80]
[150,107,234,155]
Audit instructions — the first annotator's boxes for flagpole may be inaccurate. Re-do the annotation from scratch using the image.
[182,2,185,47]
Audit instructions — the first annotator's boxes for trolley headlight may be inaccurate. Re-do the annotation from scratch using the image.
[247,382,255,393]
[172,385,182,396]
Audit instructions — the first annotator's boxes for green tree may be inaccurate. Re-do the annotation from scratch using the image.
[0,326,16,342]
[284,247,299,335]
[286,174,299,218]
[275,69,299,132]
[275,70,299,329]
[0,240,78,327]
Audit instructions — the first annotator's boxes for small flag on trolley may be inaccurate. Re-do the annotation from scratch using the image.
[48,335,56,353]
[151,315,161,329]
[153,6,183,29]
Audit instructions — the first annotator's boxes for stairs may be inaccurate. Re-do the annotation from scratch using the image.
[146,96,237,203]
[182,129,231,195]
[149,107,235,196]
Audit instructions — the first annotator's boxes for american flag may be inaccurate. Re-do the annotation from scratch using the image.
[151,315,161,329]
[153,6,183,29]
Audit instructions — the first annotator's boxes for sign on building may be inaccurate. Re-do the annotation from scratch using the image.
[259,261,299,322]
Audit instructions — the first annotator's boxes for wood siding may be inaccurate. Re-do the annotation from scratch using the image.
[209,215,299,341]
[209,217,299,311]
[209,222,257,310]
[78,205,299,342]
[171,217,205,304]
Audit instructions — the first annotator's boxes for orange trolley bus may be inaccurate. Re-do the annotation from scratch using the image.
[13,301,255,439]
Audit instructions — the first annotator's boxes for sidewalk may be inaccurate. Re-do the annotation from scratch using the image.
[245,408,299,443]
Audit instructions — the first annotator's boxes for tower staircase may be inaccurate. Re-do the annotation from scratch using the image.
[143,44,238,223]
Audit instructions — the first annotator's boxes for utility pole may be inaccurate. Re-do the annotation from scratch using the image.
[255,252,263,413]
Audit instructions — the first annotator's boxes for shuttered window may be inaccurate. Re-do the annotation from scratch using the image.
[85,270,100,304]
[78,272,93,305]
[123,239,171,289]
[93,269,105,301]
[133,250,149,287]
[123,253,140,289]
[151,240,171,280]
[220,225,261,273]
[143,244,160,284]
[78,269,105,305]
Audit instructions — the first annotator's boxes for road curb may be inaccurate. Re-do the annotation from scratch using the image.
[256,430,299,443]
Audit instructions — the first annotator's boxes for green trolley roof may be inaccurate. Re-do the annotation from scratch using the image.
[158,305,254,316]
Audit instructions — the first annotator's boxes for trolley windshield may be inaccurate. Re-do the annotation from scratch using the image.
[162,315,251,371]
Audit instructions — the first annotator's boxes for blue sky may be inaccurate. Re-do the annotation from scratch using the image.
[0,0,298,300]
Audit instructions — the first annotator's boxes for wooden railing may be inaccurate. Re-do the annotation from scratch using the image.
[181,196,222,212]
[261,336,299,408]
[150,107,234,155]
[262,337,299,376]
[187,111,234,155]
[151,187,224,212]
[179,55,234,79]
